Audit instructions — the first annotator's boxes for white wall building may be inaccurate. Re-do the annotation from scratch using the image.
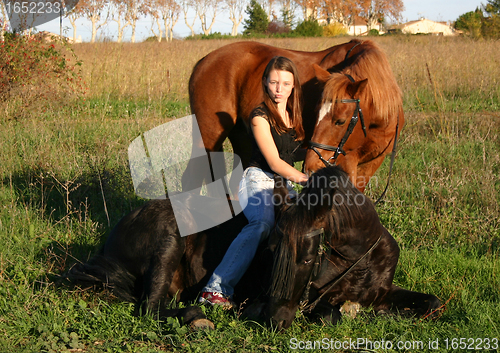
[399,18,456,36]
[346,19,382,36]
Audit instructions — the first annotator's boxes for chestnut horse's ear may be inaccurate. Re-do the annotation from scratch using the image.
[313,64,331,83]
[347,78,368,97]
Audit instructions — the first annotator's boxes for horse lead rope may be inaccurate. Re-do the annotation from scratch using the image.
[373,114,400,205]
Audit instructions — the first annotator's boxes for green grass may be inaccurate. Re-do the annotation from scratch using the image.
[1,87,499,352]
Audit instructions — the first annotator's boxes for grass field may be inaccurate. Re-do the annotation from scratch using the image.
[0,36,499,352]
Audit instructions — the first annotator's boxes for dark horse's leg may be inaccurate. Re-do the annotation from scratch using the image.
[305,301,342,325]
[135,234,186,316]
[374,285,441,318]
[132,231,213,329]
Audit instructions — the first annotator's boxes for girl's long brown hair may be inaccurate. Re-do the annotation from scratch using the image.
[261,56,305,141]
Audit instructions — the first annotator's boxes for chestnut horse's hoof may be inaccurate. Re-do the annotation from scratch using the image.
[189,318,215,330]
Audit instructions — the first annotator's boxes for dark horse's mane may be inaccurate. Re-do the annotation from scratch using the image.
[270,166,367,299]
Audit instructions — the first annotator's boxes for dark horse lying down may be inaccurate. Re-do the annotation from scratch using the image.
[63,166,440,329]
[266,167,441,329]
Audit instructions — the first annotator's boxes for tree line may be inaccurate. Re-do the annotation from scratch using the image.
[5,0,498,42]
[1,0,405,42]
[454,0,500,38]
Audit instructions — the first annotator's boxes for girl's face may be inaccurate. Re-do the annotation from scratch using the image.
[265,69,294,105]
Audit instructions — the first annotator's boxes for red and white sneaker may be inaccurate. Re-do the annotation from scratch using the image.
[198,291,234,309]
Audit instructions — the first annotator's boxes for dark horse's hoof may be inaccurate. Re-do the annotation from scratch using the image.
[189,319,215,330]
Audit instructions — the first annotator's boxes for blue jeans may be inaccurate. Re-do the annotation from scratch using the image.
[202,167,293,298]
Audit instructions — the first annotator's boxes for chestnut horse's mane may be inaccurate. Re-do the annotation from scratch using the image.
[322,40,402,122]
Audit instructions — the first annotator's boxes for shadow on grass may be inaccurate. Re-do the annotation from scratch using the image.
[2,164,146,272]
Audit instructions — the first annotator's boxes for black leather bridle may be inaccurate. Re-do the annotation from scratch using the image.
[306,42,400,205]
[307,41,366,168]
[299,230,382,314]
[307,80,367,168]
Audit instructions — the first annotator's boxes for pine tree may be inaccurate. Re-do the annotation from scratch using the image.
[485,0,500,14]
[243,0,269,35]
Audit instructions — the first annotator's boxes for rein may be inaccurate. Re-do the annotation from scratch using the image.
[300,233,382,314]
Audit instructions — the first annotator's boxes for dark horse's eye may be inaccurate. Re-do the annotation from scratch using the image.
[303,259,314,265]
[335,119,346,126]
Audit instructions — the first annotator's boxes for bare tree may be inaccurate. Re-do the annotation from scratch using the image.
[193,0,221,35]
[319,0,357,27]
[146,0,180,41]
[163,0,181,40]
[78,0,110,42]
[1,1,8,41]
[108,0,143,42]
[358,0,404,29]
[109,0,130,42]
[294,0,321,20]
[225,0,246,35]
[180,0,198,36]
[259,0,275,20]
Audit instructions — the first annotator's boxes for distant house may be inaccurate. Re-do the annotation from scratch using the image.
[397,18,456,36]
[346,18,382,36]
[304,8,382,36]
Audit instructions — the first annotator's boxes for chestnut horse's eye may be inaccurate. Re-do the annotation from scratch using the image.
[335,119,346,126]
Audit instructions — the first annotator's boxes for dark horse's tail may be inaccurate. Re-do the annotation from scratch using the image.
[63,254,137,303]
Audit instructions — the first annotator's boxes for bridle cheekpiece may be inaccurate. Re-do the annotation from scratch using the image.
[308,84,367,168]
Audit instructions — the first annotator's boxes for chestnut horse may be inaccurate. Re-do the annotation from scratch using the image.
[265,166,440,330]
[184,39,403,195]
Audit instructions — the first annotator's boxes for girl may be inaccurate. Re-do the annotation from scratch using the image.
[199,56,308,307]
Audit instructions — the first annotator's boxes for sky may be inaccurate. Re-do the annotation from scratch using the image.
[26,0,485,41]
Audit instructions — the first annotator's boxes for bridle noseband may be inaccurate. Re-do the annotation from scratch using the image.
[308,90,367,168]
[299,230,382,314]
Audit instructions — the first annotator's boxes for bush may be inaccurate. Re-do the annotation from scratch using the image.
[294,19,323,37]
[368,29,380,36]
[0,32,86,119]
[184,32,236,40]
[322,22,348,37]
[267,20,291,35]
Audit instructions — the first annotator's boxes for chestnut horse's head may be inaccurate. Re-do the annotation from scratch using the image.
[304,41,403,192]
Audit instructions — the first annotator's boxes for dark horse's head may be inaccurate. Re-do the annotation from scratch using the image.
[265,166,372,330]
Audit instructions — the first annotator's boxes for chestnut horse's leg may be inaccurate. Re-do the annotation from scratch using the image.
[227,118,253,198]
[181,111,238,196]
[355,154,386,192]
